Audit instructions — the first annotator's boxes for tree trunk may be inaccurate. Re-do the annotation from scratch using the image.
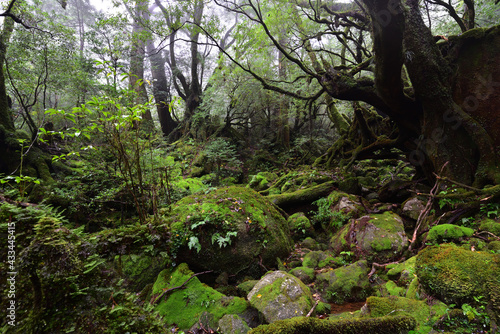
[129,0,152,121]
[146,40,178,137]
[357,0,500,186]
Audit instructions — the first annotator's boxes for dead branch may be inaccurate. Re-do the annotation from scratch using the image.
[306,300,320,317]
[408,162,449,251]
[368,261,401,278]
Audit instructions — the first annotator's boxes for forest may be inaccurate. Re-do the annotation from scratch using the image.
[0,0,499,333]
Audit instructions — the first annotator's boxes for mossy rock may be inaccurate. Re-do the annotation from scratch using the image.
[218,314,251,334]
[237,280,259,296]
[247,315,416,334]
[248,172,278,192]
[338,177,362,195]
[152,263,251,330]
[287,212,314,240]
[488,240,500,251]
[300,237,322,251]
[384,280,406,297]
[401,197,425,220]
[327,190,366,221]
[167,186,293,277]
[479,218,500,236]
[363,296,447,333]
[247,271,314,323]
[330,212,408,263]
[415,244,500,314]
[302,250,327,268]
[289,266,315,284]
[426,224,474,244]
[114,253,170,291]
[315,260,372,303]
[378,180,412,203]
[386,256,417,286]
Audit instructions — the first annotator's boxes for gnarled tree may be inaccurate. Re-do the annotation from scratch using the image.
[213,0,500,187]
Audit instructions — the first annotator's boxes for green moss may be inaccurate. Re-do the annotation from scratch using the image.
[427,224,474,243]
[387,256,417,286]
[416,244,500,308]
[115,253,170,291]
[364,296,447,332]
[248,172,278,191]
[173,177,206,195]
[288,212,313,239]
[237,280,259,296]
[248,315,416,334]
[405,277,421,299]
[385,280,405,297]
[153,264,249,330]
[488,240,500,251]
[479,218,500,235]
[289,266,315,284]
[302,251,324,268]
[247,271,314,322]
[300,237,321,250]
[218,314,251,334]
[371,238,393,252]
[315,260,372,303]
[331,212,407,263]
[167,186,293,277]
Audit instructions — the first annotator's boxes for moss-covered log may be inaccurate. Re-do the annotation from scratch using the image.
[266,181,336,208]
[248,315,416,334]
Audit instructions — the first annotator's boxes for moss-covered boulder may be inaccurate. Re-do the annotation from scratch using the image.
[386,256,417,286]
[362,296,447,333]
[315,260,372,303]
[289,266,315,284]
[302,250,328,268]
[327,190,366,220]
[479,218,500,236]
[415,244,500,318]
[247,271,314,323]
[247,315,416,334]
[152,263,253,330]
[426,224,474,244]
[219,314,251,334]
[287,212,314,240]
[330,212,408,263]
[401,197,425,220]
[167,186,293,277]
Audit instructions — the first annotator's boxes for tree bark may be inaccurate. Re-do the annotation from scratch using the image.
[129,0,152,121]
[146,40,177,137]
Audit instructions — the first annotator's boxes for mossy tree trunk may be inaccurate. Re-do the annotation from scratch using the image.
[0,13,19,174]
[318,0,500,187]
[0,5,54,183]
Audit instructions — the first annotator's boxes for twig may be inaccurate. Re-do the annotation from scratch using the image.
[151,270,212,305]
[306,300,320,317]
[368,261,401,278]
[474,231,500,241]
[408,162,448,251]
[433,174,483,193]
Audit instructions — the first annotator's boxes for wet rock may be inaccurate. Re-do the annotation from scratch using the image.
[330,212,408,263]
[219,314,251,334]
[315,260,372,303]
[247,271,314,323]
[167,186,293,277]
[401,197,425,220]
